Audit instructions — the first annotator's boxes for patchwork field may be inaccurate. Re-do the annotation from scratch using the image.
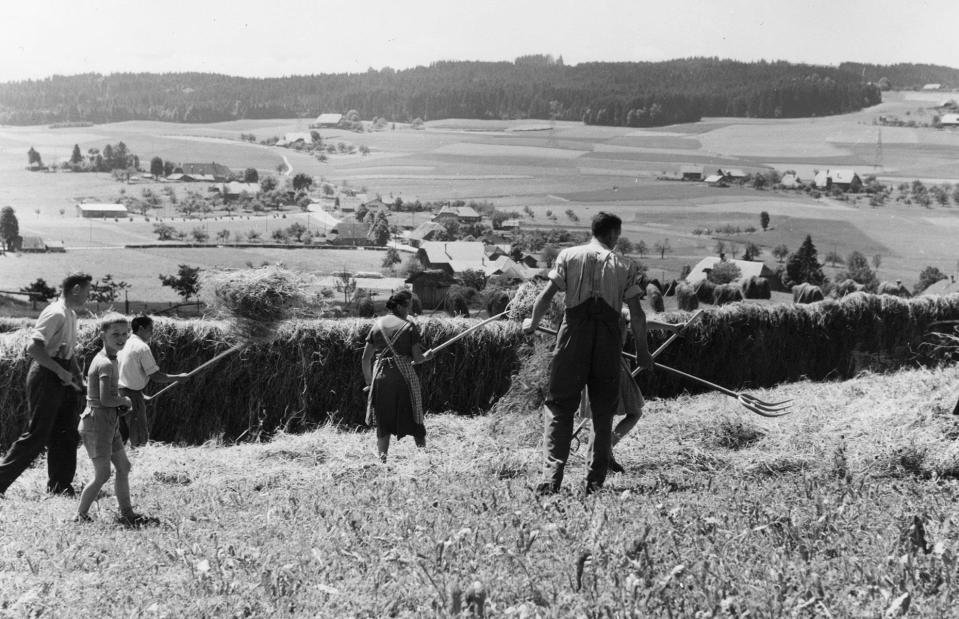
[2,90,959,299]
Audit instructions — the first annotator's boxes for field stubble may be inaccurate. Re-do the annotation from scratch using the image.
[1,367,959,616]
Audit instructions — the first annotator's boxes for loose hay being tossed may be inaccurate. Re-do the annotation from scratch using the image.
[146,266,310,402]
[203,266,309,343]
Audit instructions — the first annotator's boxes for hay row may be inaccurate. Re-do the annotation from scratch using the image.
[2,292,958,450]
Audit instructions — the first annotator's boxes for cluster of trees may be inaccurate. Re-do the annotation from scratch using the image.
[841,62,959,91]
[62,142,140,172]
[0,59,883,128]
[0,206,20,252]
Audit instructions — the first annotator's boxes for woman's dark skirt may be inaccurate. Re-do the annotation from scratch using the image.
[372,361,426,440]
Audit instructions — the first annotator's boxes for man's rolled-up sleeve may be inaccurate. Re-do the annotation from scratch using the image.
[29,310,62,346]
[548,250,568,291]
[139,347,160,377]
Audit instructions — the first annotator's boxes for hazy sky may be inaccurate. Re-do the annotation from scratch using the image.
[0,0,955,82]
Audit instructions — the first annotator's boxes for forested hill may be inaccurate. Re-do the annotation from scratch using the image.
[0,57,882,127]
[840,62,959,90]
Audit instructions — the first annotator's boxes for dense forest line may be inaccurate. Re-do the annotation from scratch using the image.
[0,57,889,127]
[840,62,959,90]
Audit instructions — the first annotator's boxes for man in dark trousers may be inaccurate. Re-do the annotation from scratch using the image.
[524,212,674,494]
[0,272,91,497]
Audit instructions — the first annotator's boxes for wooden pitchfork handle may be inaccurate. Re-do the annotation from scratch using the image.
[420,309,509,360]
[144,344,244,401]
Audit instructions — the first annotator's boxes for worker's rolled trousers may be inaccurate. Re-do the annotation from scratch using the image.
[118,387,149,447]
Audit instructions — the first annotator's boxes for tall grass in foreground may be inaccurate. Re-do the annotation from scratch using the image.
[1,292,958,450]
[1,367,958,616]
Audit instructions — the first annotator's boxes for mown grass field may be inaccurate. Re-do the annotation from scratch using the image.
[1,366,958,616]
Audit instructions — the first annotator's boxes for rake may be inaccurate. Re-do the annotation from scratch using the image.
[535,307,791,424]
[539,311,707,450]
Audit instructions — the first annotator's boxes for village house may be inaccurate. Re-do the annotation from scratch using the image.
[498,218,521,231]
[328,222,371,246]
[278,132,315,147]
[940,113,959,127]
[405,270,457,308]
[19,236,48,253]
[686,256,778,286]
[432,205,482,224]
[416,241,488,275]
[76,203,129,218]
[680,165,703,181]
[313,113,344,128]
[214,182,261,201]
[716,168,747,183]
[703,173,727,187]
[176,162,232,182]
[407,221,445,247]
[813,169,862,192]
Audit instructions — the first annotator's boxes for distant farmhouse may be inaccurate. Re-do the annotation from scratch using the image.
[313,113,344,128]
[76,203,128,218]
[214,182,261,200]
[923,83,943,91]
[417,241,488,275]
[329,222,370,246]
[175,162,232,182]
[680,165,703,181]
[813,169,862,192]
[278,132,315,147]
[686,257,777,285]
[940,113,959,127]
[432,205,481,224]
[407,221,446,247]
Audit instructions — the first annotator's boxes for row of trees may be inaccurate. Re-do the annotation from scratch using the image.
[0,59,882,128]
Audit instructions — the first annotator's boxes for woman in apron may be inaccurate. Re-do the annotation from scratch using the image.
[362,290,431,462]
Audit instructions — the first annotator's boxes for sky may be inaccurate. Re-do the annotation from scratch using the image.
[0,0,955,82]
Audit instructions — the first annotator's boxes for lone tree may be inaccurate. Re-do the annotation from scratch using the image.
[914,266,947,294]
[707,261,742,284]
[159,264,202,302]
[742,242,762,261]
[653,238,671,259]
[20,278,57,307]
[292,173,313,192]
[615,237,634,255]
[381,247,401,271]
[760,211,770,231]
[844,251,878,289]
[784,235,825,286]
[772,244,789,263]
[150,156,164,179]
[90,274,131,304]
[70,144,83,165]
[0,206,19,252]
[368,212,390,245]
[244,168,259,183]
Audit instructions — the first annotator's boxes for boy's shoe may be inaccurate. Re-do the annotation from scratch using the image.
[73,512,93,523]
[117,512,160,528]
[608,458,625,474]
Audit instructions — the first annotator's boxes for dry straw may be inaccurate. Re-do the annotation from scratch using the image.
[2,292,958,450]
[202,266,308,343]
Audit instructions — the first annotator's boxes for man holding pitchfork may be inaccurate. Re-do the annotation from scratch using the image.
[0,272,91,498]
[522,213,681,495]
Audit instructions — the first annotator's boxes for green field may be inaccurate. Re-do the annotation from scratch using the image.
[2,90,959,299]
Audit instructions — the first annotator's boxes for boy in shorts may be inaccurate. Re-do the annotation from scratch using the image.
[75,313,154,526]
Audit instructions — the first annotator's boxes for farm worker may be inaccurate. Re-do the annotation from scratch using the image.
[362,290,433,463]
[75,313,156,525]
[117,315,188,447]
[0,272,91,498]
[579,308,679,473]
[523,212,673,495]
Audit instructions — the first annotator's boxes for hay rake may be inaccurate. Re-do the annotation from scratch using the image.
[535,307,791,424]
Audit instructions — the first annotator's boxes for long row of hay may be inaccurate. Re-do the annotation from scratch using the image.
[0,317,526,450]
[3,292,958,450]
